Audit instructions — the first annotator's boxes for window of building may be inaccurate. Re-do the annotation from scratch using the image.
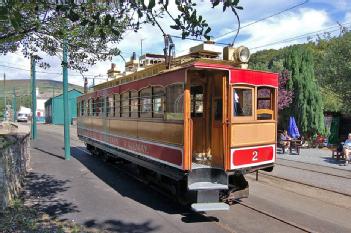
[88,98,92,116]
[153,86,164,118]
[114,94,120,117]
[165,84,184,120]
[190,85,204,117]
[130,90,139,118]
[257,87,274,120]
[121,92,130,117]
[233,88,253,117]
[140,87,152,118]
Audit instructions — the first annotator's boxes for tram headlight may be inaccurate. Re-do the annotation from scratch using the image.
[237,46,250,63]
[223,46,251,64]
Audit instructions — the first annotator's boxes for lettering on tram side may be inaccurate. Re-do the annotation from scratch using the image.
[79,128,183,166]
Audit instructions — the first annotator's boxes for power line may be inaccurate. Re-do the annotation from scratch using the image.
[214,0,309,42]
[250,21,351,50]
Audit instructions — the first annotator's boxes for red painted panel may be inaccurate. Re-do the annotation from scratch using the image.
[230,69,278,87]
[78,128,183,167]
[232,146,274,167]
[192,62,278,87]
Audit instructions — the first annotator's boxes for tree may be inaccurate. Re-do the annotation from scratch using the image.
[283,45,325,136]
[0,0,243,72]
[277,69,293,110]
[316,32,351,114]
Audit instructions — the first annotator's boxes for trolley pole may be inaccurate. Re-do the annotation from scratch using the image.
[31,56,37,139]
[62,39,71,160]
[12,88,16,122]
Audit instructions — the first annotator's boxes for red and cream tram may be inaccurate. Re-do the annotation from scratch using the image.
[77,44,278,211]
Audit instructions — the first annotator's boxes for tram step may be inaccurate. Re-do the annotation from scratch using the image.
[188,181,228,191]
[191,202,230,212]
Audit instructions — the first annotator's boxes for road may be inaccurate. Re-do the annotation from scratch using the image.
[25,124,351,233]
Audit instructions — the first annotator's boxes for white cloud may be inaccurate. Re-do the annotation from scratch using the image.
[0,1,346,86]
[238,8,331,51]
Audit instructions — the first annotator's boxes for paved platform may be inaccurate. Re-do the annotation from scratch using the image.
[277,147,351,171]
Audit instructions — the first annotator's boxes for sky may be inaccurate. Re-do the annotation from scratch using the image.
[0,0,350,87]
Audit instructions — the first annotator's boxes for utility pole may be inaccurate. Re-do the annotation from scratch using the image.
[31,56,37,139]
[12,88,16,122]
[62,39,70,160]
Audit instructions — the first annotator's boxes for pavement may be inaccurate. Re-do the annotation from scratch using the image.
[23,124,351,233]
[277,147,351,170]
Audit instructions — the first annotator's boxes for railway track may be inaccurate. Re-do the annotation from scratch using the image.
[275,162,351,179]
[71,142,317,233]
[254,171,351,197]
[278,158,351,173]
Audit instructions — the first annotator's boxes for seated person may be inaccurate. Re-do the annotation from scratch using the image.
[343,133,351,165]
[279,130,291,150]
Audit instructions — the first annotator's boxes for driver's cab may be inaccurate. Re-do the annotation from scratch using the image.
[230,78,277,170]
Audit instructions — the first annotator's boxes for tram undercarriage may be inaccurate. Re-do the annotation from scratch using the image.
[82,136,275,212]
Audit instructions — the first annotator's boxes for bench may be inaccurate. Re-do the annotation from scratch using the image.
[332,150,345,160]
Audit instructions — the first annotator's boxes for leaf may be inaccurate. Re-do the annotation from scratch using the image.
[148,0,155,9]
[170,25,180,30]
[212,0,220,8]
[204,27,211,35]
[235,6,244,10]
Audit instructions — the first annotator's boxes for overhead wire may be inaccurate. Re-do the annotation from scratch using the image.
[214,0,309,42]
[249,21,351,50]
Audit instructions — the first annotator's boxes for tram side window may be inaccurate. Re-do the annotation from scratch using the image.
[165,84,184,121]
[140,87,152,118]
[153,86,164,118]
[130,91,139,118]
[114,94,120,117]
[88,99,92,116]
[80,100,84,116]
[233,88,252,117]
[257,87,274,120]
[121,92,130,117]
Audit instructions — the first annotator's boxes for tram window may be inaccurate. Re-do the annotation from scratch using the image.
[95,97,103,117]
[233,89,252,117]
[153,86,164,118]
[87,99,90,116]
[257,87,274,120]
[191,86,203,117]
[165,84,184,121]
[92,98,96,116]
[114,94,120,117]
[140,87,152,118]
[80,100,84,116]
[121,92,130,117]
[130,91,139,118]
[105,96,113,117]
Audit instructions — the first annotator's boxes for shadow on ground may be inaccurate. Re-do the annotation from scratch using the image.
[84,219,160,233]
[70,147,219,226]
[24,172,79,218]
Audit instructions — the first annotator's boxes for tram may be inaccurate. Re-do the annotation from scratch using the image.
[77,43,278,211]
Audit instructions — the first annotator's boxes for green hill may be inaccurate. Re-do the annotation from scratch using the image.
[0,79,83,97]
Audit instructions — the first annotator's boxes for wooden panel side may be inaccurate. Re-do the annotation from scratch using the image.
[138,121,184,145]
[231,122,276,147]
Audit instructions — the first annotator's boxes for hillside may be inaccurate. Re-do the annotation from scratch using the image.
[0,79,83,98]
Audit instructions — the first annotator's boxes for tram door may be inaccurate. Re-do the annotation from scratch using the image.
[189,71,227,168]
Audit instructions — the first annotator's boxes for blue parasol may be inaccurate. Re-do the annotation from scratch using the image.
[288,116,300,139]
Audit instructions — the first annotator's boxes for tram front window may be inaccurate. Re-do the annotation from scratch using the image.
[233,88,252,117]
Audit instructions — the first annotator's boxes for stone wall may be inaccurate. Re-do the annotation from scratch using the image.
[0,132,30,210]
